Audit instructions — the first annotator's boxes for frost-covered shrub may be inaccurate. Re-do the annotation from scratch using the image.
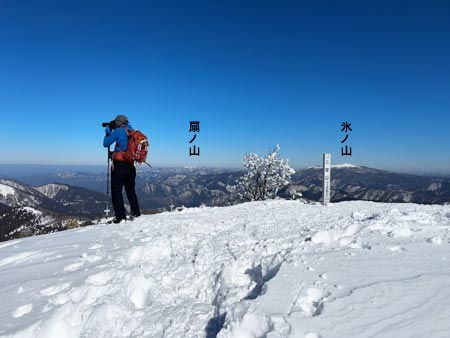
[228,145,295,201]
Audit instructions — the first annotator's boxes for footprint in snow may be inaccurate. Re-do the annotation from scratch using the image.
[12,304,33,318]
[0,251,40,268]
[293,287,330,317]
[388,245,406,252]
[40,283,71,296]
[64,261,85,272]
[88,244,103,250]
[85,271,115,286]
[140,237,154,243]
[63,253,103,272]
[426,237,442,245]
[271,316,291,335]
[305,333,321,338]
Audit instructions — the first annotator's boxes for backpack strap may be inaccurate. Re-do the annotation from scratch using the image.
[115,127,130,153]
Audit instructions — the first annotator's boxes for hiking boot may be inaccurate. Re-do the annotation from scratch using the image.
[130,212,140,220]
[108,217,125,224]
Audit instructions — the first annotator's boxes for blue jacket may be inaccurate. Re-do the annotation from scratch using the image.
[103,124,133,152]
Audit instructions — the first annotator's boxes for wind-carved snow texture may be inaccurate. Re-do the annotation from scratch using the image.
[0,200,450,338]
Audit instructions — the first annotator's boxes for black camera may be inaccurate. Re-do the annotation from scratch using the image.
[101,120,116,129]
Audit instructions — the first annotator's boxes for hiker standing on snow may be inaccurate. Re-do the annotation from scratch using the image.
[103,115,141,223]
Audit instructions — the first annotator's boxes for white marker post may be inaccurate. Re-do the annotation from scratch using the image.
[323,153,331,206]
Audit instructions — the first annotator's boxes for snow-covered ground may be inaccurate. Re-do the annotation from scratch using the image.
[0,200,450,338]
[0,183,15,197]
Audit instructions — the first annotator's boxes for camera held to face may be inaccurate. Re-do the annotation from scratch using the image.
[102,120,116,130]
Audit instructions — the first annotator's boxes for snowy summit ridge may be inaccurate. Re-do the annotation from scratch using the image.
[332,162,359,168]
[35,184,69,199]
[0,200,450,338]
[306,163,360,169]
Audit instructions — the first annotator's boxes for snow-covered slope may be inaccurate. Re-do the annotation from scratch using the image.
[0,180,43,208]
[0,183,15,197]
[0,179,107,220]
[0,200,450,338]
[35,184,69,199]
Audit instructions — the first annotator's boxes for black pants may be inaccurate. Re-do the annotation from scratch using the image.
[111,161,141,220]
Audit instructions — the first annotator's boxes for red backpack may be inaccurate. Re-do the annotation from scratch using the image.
[123,130,151,166]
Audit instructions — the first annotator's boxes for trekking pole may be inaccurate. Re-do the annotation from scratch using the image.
[104,147,111,218]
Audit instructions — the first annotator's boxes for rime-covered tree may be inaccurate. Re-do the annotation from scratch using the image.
[228,145,295,201]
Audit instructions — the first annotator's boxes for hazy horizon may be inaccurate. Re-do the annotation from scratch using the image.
[1,162,449,178]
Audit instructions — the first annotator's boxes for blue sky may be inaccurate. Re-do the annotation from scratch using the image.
[0,0,449,173]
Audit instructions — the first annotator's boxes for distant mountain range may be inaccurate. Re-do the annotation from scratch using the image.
[0,179,106,216]
[0,179,106,241]
[8,167,238,209]
[284,164,450,204]
[3,165,450,209]
[1,164,449,241]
